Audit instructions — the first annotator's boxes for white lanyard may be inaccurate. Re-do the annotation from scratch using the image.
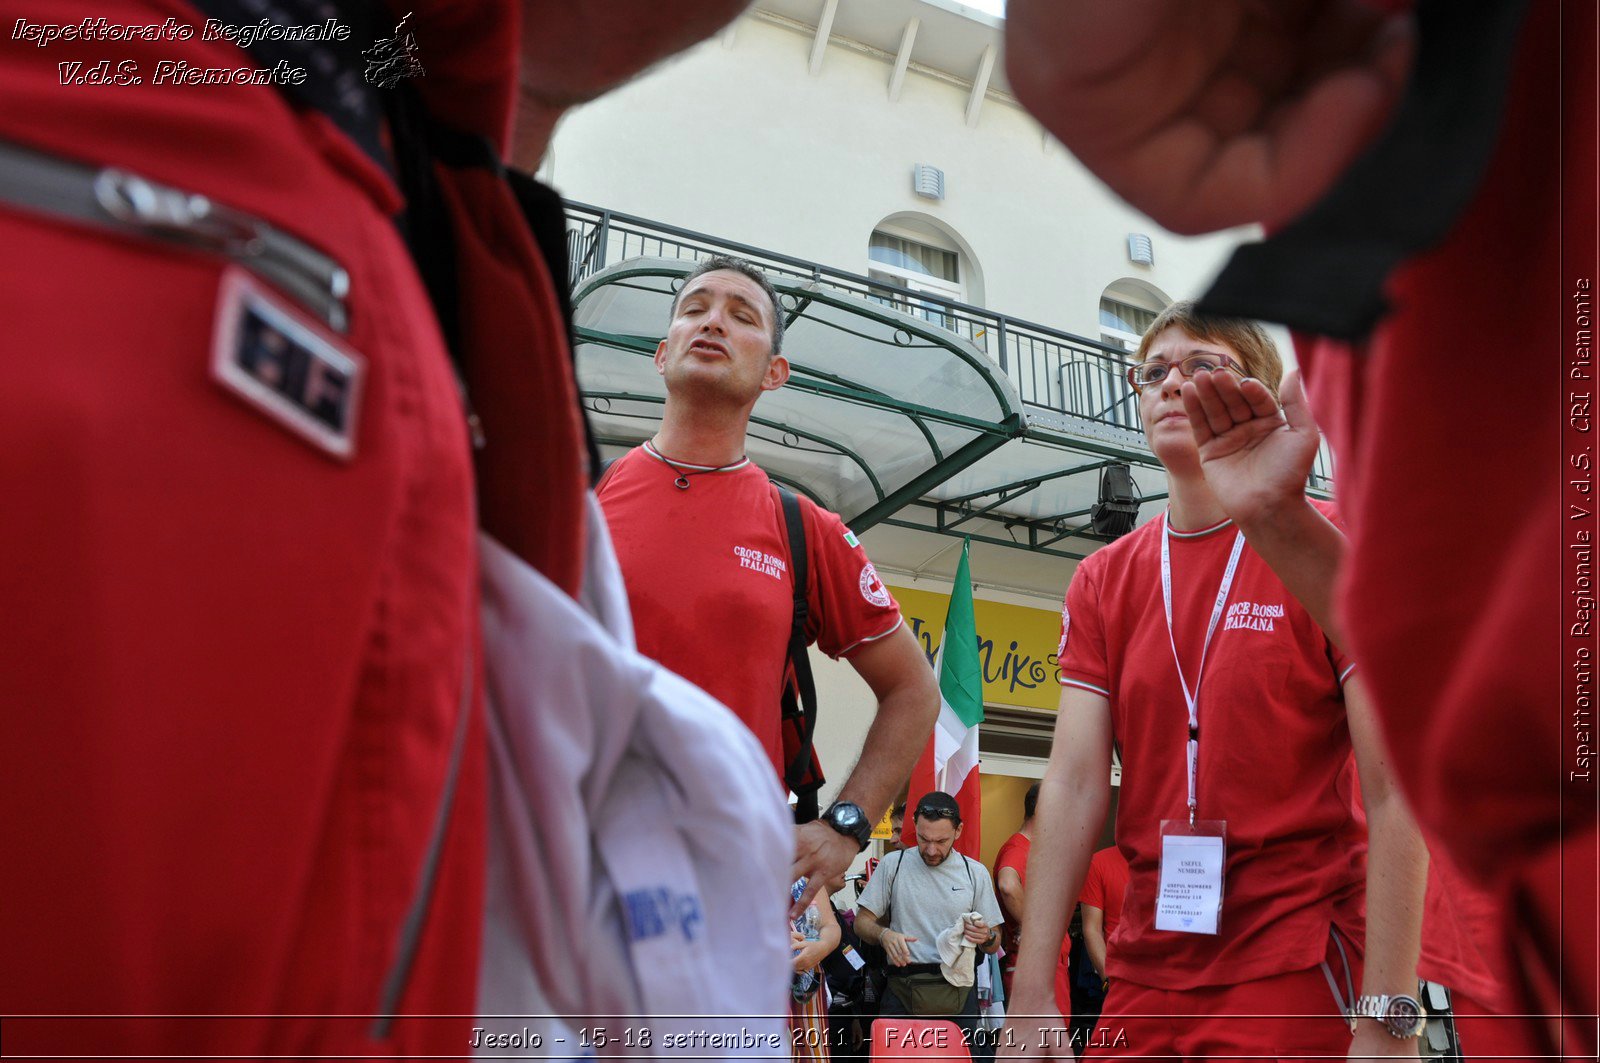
[1159,513,1245,826]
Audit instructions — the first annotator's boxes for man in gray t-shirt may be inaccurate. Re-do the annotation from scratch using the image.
[856,791,1003,1035]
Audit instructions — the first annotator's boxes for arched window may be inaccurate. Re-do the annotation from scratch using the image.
[866,215,983,339]
[1060,280,1171,429]
[869,230,961,299]
[1098,279,1169,354]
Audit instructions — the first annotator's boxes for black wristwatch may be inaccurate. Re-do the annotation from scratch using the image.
[820,801,873,851]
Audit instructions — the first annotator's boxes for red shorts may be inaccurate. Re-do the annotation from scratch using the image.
[1087,934,1358,1062]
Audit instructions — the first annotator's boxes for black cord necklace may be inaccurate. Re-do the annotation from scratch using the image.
[644,440,749,489]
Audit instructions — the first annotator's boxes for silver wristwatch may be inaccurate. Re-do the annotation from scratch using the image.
[1348,993,1427,1039]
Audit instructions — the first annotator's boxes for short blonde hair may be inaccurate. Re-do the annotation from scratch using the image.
[1135,300,1283,398]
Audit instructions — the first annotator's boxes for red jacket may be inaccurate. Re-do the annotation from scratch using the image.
[0,1,584,1054]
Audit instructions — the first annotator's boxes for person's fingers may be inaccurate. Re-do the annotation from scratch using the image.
[1238,376,1280,419]
[1278,369,1319,439]
[1210,370,1255,425]
[1190,372,1236,436]
[1179,382,1217,445]
[788,835,810,887]
[789,874,824,917]
[1195,370,1234,424]
[1261,64,1398,227]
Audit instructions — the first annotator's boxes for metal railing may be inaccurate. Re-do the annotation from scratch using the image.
[564,201,1335,491]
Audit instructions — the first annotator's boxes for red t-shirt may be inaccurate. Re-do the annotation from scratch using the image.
[1419,854,1511,1009]
[1291,6,1595,1035]
[994,832,1031,976]
[1057,505,1362,991]
[1078,845,1131,947]
[598,445,902,778]
[992,831,1074,1015]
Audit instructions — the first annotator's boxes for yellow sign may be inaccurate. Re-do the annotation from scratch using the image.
[889,584,1065,712]
[870,806,896,841]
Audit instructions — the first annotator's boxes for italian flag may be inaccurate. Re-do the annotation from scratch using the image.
[901,539,984,860]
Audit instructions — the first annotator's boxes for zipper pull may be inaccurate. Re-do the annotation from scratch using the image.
[93,167,351,333]
[94,167,260,253]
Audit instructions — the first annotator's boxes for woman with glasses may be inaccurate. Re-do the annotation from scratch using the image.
[1000,302,1427,1061]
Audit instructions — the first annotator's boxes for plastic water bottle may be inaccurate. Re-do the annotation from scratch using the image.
[791,880,822,1001]
[799,904,821,943]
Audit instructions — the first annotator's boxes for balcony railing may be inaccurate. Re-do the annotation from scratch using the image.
[564,201,1335,492]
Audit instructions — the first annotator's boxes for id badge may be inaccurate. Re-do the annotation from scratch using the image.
[1154,819,1226,935]
[210,268,365,461]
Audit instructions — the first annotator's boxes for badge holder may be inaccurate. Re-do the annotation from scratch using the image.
[1152,517,1244,939]
[1154,818,1227,935]
[211,267,366,461]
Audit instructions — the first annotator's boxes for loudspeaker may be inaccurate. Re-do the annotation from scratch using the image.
[1089,463,1140,539]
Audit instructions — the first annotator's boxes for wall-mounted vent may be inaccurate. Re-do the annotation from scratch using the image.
[913,164,945,201]
[1127,232,1154,266]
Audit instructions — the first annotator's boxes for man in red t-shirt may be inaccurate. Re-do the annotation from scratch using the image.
[1077,845,1130,989]
[598,255,938,905]
[994,785,1037,1000]
[994,785,1076,1018]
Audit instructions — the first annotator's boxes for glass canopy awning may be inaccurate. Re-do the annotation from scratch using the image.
[577,258,1169,561]
[569,206,1332,564]
[576,258,1023,524]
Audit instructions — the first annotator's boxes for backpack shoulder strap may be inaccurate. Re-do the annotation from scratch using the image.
[884,847,908,925]
[775,484,819,803]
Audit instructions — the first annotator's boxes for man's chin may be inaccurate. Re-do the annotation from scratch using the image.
[667,369,755,403]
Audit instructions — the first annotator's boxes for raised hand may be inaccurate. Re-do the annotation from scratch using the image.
[1005,0,1413,235]
[1181,368,1319,526]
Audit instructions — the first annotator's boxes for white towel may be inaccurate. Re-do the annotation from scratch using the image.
[936,911,984,987]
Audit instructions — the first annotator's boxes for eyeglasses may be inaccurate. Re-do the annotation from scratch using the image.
[915,802,959,822]
[1126,353,1242,393]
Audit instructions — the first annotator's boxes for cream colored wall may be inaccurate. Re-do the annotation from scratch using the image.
[542,13,1255,337]
[810,646,880,811]
[981,773,1035,868]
